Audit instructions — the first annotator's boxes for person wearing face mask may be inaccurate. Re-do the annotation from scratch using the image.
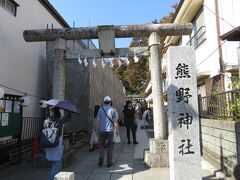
[43,106,71,180]
[122,101,138,144]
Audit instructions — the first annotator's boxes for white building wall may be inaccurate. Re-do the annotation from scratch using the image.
[0,0,65,117]
[179,35,189,45]
[180,0,240,78]
[195,0,240,76]
[195,0,220,77]
[218,0,240,33]
[218,0,240,66]
[177,1,221,77]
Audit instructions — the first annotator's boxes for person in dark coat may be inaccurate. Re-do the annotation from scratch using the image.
[122,101,138,144]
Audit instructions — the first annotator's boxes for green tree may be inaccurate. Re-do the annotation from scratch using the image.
[113,3,178,95]
[124,57,149,94]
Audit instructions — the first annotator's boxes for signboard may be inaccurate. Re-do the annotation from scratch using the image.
[0,94,22,140]
[167,47,202,180]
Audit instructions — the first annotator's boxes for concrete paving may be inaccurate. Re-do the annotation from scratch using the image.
[0,121,225,180]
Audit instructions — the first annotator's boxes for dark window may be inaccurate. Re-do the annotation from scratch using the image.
[0,0,5,5]
[0,0,18,16]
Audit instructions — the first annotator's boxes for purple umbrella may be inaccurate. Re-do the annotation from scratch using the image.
[55,100,80,114]
[45,99,60,106]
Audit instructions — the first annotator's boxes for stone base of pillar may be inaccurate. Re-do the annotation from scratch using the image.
[55,172,74,180]
[144,138,169,167]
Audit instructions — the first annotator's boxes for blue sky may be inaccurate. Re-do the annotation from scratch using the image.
[49,0,179,47]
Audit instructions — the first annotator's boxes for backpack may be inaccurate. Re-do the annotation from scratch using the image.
[40,120,60,148]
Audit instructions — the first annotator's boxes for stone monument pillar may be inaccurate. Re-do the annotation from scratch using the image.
[53,37,66,100]
[167,46,202,180]
[144,32,169,167]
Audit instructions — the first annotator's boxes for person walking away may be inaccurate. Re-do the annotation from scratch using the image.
[44,106,71,180]
[123,101,138,144]
[141,108,151,129]
[96,96,119,167]
[89,105,100,151]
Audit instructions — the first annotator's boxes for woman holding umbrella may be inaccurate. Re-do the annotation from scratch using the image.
[42,99,74,180]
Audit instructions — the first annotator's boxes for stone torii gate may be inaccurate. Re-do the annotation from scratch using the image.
[23,23,192,167]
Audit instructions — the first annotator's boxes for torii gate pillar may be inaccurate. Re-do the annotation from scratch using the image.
[149,32,166,140]
[52,37,66,100]
[144,32,169,168]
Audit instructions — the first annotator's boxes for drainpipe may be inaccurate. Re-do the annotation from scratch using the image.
[237,46,240,81]
[214,0,224,73]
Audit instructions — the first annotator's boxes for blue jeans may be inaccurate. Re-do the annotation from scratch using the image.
[48,161,62,180]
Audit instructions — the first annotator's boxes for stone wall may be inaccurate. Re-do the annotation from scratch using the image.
[200,118,240,179]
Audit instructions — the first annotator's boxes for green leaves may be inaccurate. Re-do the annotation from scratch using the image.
[113,3,177,95]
